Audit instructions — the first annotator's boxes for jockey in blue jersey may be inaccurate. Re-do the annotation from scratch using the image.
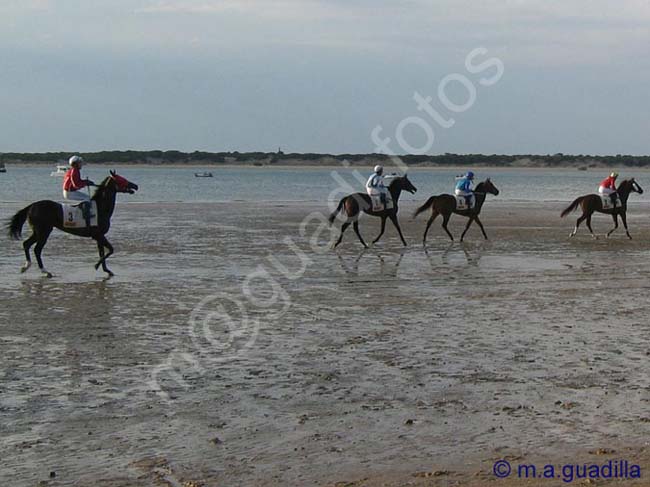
[455,171,475,207]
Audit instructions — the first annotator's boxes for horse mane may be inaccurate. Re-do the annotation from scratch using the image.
[91,177,114,201]
[618,179,632,188]
[386,175,405,187]
[473,179,490,193]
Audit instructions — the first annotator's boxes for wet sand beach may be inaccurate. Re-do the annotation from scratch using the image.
[2,200,650,486]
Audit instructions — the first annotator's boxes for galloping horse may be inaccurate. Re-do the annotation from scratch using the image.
[413,179,500,244]
[7,171,139,277]
[328,175,417,248]
[560,178,643,239]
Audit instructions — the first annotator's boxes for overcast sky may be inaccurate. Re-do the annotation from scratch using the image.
[1,0,649,154]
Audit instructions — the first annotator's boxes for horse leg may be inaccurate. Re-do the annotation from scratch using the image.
[570,213,588,237]
[389,214,407,246]
[94,236,115,276]
[21,234,38,273]
[620,212,632,239]
[441,213,454,241]
[422,212,438,245]
[334,221,351,248]
[33,228,53,278]
[352,221,368,248]
[606,214,619,238]
[460,217,474,242]
[586,215,598,239]
[95,240,106,274]
[372,217,387,245]
[474,215,489,240]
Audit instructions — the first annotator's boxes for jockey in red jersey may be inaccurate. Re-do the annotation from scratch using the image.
[598,172,618,207]
[63,155,95,201]
[63,155,96,227]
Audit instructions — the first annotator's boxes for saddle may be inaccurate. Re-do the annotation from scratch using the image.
[370,193,394,212]
[599,194,620,210]
[61,201,98,228]
[455,194,475,211]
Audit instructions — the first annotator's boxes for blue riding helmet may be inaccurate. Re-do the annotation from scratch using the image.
[466,171,474,179]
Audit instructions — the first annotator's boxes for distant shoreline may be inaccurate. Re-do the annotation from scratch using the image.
[7,163,650,173]
[2,150,649,169]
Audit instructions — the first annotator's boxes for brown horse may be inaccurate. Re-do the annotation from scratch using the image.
[560,178,643,239]
[413,179,500,244]
[7,171,138,277]
[328,175,417,248]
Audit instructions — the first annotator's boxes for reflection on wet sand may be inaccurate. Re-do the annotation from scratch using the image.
[425,242,483,269]
[336,247,407,278]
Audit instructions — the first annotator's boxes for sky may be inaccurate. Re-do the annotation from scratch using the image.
[1,0,649,155]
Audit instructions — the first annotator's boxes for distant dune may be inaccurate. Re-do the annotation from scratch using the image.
[1,150,648,168]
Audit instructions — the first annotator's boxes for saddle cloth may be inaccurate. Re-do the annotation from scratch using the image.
[599,194,620,210]
[455,194,475,211]
[370,194,394,212]
[61,202,98,228]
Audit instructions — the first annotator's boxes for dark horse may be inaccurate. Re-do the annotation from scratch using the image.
[7,171,139,277]
[413,179,500,243]
[328,175,417,248]
[560,178,643,239]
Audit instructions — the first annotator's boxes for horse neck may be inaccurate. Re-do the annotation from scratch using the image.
[474,191,487,210]
[473,183,488,210]
[389,182,402,202]
[618,183,633,203]
[94,188,117,220]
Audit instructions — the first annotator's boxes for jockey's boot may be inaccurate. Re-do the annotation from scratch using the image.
[380,193,387,209]
[465,194,472,208]
[610,193,617,208]
[81,201,92,228]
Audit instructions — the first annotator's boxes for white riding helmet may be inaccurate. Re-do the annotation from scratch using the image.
[374,165,383,173]
[69,155,84,166]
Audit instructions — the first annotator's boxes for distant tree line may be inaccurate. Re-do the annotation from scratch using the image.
[1,151,649,167]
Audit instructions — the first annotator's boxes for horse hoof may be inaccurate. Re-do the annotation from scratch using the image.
[20,262,31,273]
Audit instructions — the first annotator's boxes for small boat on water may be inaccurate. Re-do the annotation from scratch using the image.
[51,165,68,177]
[0,162,6,173]
[194,172,214,178]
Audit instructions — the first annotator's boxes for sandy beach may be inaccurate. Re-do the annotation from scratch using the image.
[2,200,650,486]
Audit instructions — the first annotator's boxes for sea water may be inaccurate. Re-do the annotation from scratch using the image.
[1,165,648,204]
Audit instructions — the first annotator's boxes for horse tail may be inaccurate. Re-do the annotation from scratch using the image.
[328,197,346,225]
[8,205,31,240]
[413,196,435,219]
[560,197,584,218]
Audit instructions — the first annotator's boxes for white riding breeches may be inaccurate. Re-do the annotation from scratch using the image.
[63,190,91,201]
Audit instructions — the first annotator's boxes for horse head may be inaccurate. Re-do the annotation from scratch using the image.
[388,174,417,194]
[104,170,139,194]
[619,178,643,196]
[478,178,499,196]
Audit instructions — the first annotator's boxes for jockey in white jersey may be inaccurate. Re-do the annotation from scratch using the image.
[366,165,388,208]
